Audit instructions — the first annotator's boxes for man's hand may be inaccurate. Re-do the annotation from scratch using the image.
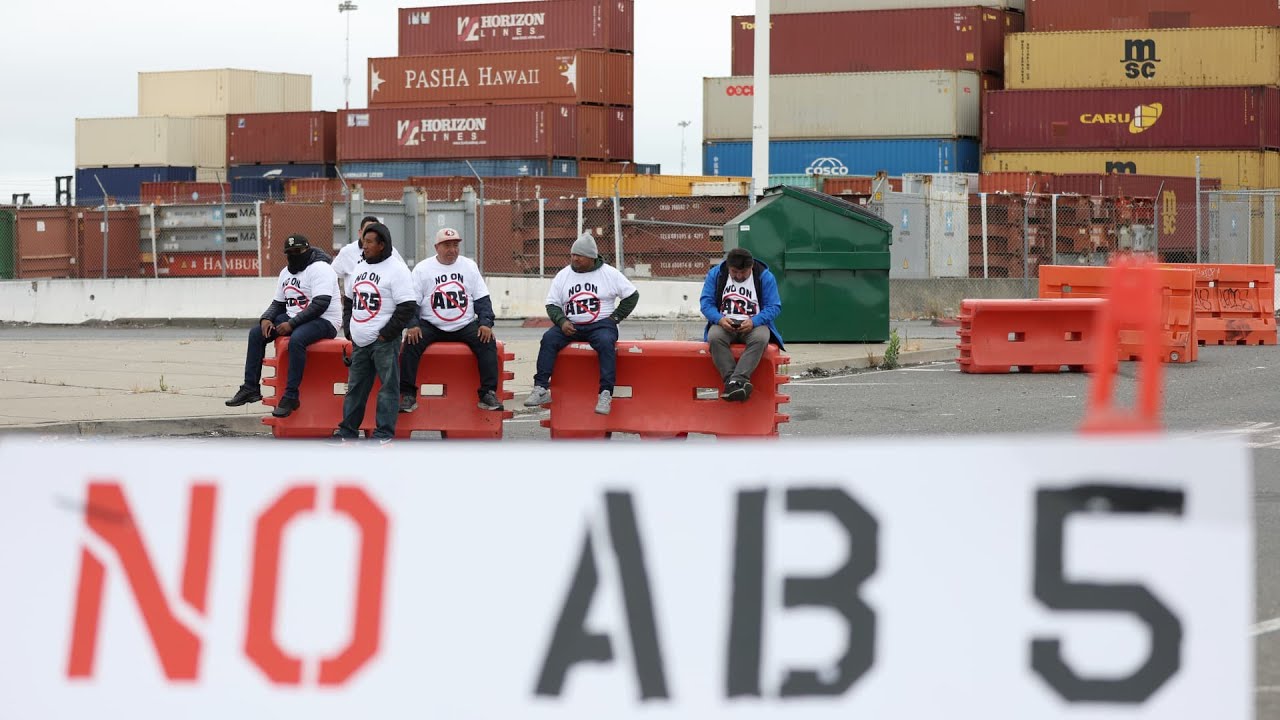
[559,320,577,337]
[405,326,423,344]
[478,326,494,343]
[718,316,737,332]
[275,321,294,336]
[737,317,755,333]
[260,319,275,338]
[343,325,352,342]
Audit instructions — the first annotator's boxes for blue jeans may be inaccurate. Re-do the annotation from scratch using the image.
[533,320,618,393]
[243,313,337,400]
[338,338,401,440]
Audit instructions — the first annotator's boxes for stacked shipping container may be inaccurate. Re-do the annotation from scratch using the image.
[707,3,1022,178]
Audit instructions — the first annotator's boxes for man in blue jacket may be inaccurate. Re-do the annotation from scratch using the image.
[699,247,784,401]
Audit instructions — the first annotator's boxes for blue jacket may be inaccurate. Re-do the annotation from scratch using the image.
[700,258,784,349]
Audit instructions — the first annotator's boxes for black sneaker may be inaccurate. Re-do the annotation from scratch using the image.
[399,394,418,413]
[271,396,300,418]
[722,380,746,402]
[477,390,502,411]
[226,385,262,406]
[742,381,754,401]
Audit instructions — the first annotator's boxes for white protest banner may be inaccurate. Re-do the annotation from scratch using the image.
[0,436,1251,718]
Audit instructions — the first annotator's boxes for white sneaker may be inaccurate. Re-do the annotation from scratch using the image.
[524,386,552,407]
[594,390,612,415]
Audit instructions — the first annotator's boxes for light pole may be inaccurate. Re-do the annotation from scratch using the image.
[338,1,359,110]
[677,120,691,175]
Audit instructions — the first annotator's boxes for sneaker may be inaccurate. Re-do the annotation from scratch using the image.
[742,381,754,401]
[377,437,393,446]
[722,380,747,402]
[478,390,503,411]
[594,390,613,415]
[271,396,300,418]
[524,386,552,407]
[225,385,262,407]
[399,394,418,413]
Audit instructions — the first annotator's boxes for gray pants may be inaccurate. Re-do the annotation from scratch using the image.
[708,325,771,384]
[338,338,401,440]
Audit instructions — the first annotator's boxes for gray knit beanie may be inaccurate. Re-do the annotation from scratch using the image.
[570,232,598,259]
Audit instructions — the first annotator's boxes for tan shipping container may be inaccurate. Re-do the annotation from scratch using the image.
[770,0,1024,11]
[981,151,1280,190]
[704,71,981,141]
[138,69,312,116]
[588,174,752,198]
[1006,27,1280,89]
[75,116,227,169]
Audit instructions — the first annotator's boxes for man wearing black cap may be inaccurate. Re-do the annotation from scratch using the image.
[225,233,341,417]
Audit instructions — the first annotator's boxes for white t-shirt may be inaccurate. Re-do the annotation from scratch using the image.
[719,271,760,321]
[412,255,491,332]
[272,261,343,331]
[345,257,417,347]
[546,263,638,325]
[333,240,404,285]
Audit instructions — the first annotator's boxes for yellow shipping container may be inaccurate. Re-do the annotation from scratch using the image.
[981,151,1280,190]
[75,116,227,169]
[588,174,753,197]
[138,69,312,116]
[1005,27,1280,89]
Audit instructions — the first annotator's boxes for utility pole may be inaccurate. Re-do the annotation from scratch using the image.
[677,120,691,175]
[339,2,359,110]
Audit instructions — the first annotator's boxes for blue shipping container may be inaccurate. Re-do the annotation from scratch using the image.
[75,167,196,205]
[230,177,288,201]
[340,159,579,180]
[701,139,980,178]
[228,164,335,181]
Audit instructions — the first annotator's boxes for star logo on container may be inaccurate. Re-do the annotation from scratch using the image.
[559,56,578,91]
[370,69,384,96]
[1130,102,1162,134]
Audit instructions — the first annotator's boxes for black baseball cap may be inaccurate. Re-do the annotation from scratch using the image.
[284,234,310,253]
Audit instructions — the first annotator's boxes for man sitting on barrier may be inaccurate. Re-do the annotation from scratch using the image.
[524,233,639,415]
[399,227,503,413]
[336,222,418,443]
[332,215,403,296]
[225,234,341,417]
[700,246,784,401]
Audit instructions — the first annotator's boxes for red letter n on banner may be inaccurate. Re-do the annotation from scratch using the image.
[66,482,217,680]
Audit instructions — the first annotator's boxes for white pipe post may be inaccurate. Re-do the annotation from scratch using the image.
[751,0,770,198]
[538,198,546,277]
[981,193,989,280]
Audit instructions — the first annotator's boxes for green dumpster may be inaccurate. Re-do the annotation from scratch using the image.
[0,209,14,279]
[723,185,893,342]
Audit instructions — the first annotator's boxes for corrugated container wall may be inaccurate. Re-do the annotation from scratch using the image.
[138,69,312,116]
[76,116,226,169]
[981,151,1280,189]
[337,105,628,162]
[340,159,580,178]
[227,112,336,165]
[399,0,633,55]
[1005,27,1280,89]
[227,164,334,180]
[704,138,981,177]
[704,72,981,141]
[369,50,632,107]
[733,8,1022,76]
[587,175,752,198]
[985,87,1280,151]
[1026,0,1280,31]
[774,0,1023,11]
[75,167,196,205]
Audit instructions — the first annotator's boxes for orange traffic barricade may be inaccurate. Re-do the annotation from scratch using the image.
[538,340,790,439]
[1039,265,1198,363]
[1175,263,1276,346]
[262,338,514,439]
[957,298,1111,374]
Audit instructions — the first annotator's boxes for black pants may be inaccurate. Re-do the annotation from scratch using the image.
[398,319,499,400]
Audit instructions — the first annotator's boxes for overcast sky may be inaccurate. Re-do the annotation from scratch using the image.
[0,0,755,203]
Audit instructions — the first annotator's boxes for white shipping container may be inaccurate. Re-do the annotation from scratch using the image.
[769,0,1024,12]
[75,116,227,169]
[138,69,312,116]
[703,71,981,141]
[692,181,749,196]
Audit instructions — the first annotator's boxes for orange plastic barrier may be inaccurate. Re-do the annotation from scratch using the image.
[1081,258,1165,434]
[262,338,514,439]
[957,299,1110,374]
[1175,263,1276,346]
[538,341,790,439]
[1039,265,1198,363]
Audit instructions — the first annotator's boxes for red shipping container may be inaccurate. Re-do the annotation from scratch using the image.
[227,112,337,165]
[399,0,633,55]
[978,171,1056,193]
[984,87,1280,152]
[152,251,260,278]
[78,206,142,278]
[369,50,632,108]
[578,160,656,175]
[732,7,1022,76]
[16,207,77,278]
[337,104,628,162]
[1026,0,1280,31]
[407,175,587,200]
[139,182,231,205]
[822,176,903,195]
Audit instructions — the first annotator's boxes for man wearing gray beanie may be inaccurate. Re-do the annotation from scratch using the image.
[524,232,640,415]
